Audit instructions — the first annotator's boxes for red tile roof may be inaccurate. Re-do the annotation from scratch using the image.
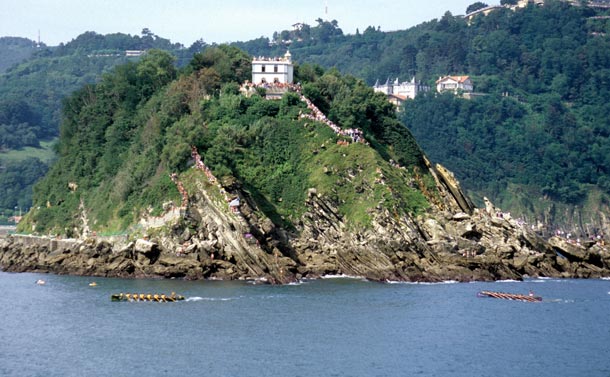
[436,75,471,83]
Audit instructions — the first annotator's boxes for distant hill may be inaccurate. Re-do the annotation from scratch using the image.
[0,37,39,73]
[0,30,192,149]
[0,30,203,218]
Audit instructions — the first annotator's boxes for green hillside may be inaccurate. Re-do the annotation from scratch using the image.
[0,30,201,217]
[22,47,431,235]
[398,2,610,230]
[0,37,39,73]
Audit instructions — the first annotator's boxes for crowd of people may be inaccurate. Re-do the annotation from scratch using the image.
[190,145,242,214]
[169,173,189,208]
[486,206,607,247]
[252,56,291,62]
[554,229,606,246]
[240,80,299,94]
[239,80,369,145]
[296,92,366,145]
[191,145,217,184]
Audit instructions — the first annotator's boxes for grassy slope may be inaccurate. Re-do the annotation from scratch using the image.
[0,139,56,163]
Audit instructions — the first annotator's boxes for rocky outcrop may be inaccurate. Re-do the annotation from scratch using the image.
[426,158,475,214]
[2,165,610,283]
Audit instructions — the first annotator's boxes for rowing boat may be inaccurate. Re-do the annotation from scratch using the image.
[477,290,542,302]
[111,293,185,302]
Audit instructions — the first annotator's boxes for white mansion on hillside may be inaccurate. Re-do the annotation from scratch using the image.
[373,75,475,108]
[373,77,430,99]
[251,50,294,85]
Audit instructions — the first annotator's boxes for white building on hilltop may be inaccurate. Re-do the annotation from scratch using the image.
[252,51,294,85]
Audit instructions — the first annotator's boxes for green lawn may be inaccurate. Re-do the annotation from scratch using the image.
[0,139,57,163]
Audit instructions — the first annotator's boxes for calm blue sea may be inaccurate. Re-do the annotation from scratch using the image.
[0,271,609,377]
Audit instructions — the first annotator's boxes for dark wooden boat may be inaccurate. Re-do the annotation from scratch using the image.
[477,290,542,302]
[111,293,185,302]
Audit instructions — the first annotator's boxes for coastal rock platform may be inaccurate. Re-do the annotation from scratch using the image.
[2,194,609,283]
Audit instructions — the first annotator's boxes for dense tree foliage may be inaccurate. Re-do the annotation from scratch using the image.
[397,2,610,214]
[0,99,43,149]
[466,2,490,14]
[187,45,251,84]
[0,157,48,211]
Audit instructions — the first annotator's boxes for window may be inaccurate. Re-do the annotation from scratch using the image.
[274,65,278,73]
[261,65,266,72]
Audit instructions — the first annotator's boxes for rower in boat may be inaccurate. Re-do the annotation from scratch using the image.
[477,290,542,302]
[111,292,185,302]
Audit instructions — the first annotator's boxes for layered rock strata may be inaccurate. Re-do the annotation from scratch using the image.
[2,164,609,283]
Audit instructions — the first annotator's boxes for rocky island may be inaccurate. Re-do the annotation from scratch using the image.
[2,47,609,282]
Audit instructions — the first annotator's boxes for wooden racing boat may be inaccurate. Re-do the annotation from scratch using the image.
[477,290,542,302]
[111,292,185,302]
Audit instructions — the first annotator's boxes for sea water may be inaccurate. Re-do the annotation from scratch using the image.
[0,271,609,377]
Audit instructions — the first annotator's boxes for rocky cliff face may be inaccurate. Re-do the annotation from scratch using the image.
[3,161,609,283]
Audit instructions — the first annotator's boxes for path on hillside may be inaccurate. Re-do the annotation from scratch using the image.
[165,86,378,228]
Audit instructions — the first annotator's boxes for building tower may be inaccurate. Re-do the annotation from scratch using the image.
[251,50,294,85]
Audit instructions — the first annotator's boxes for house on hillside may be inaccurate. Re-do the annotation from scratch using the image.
[251,50,294,85]
[436,76,473,94]
[387,94,408,109]
[125,50,145,57]
[373,77,430,109]
[466,0,545,21]
[8,215,22,224]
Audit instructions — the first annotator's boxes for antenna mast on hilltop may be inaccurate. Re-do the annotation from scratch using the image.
[325,0,328,17]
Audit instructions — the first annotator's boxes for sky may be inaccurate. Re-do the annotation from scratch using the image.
[1,0,485,47]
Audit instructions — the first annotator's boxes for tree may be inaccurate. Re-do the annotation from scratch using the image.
[280,30,291,42]
[312,19,344,43]
[189,45,250,84]
[136,49,177,98]
[187,39,207,54]
[467,2,489,14]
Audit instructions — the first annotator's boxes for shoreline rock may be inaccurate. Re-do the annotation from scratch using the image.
[3,164,609,283]
[2,203,609,283]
